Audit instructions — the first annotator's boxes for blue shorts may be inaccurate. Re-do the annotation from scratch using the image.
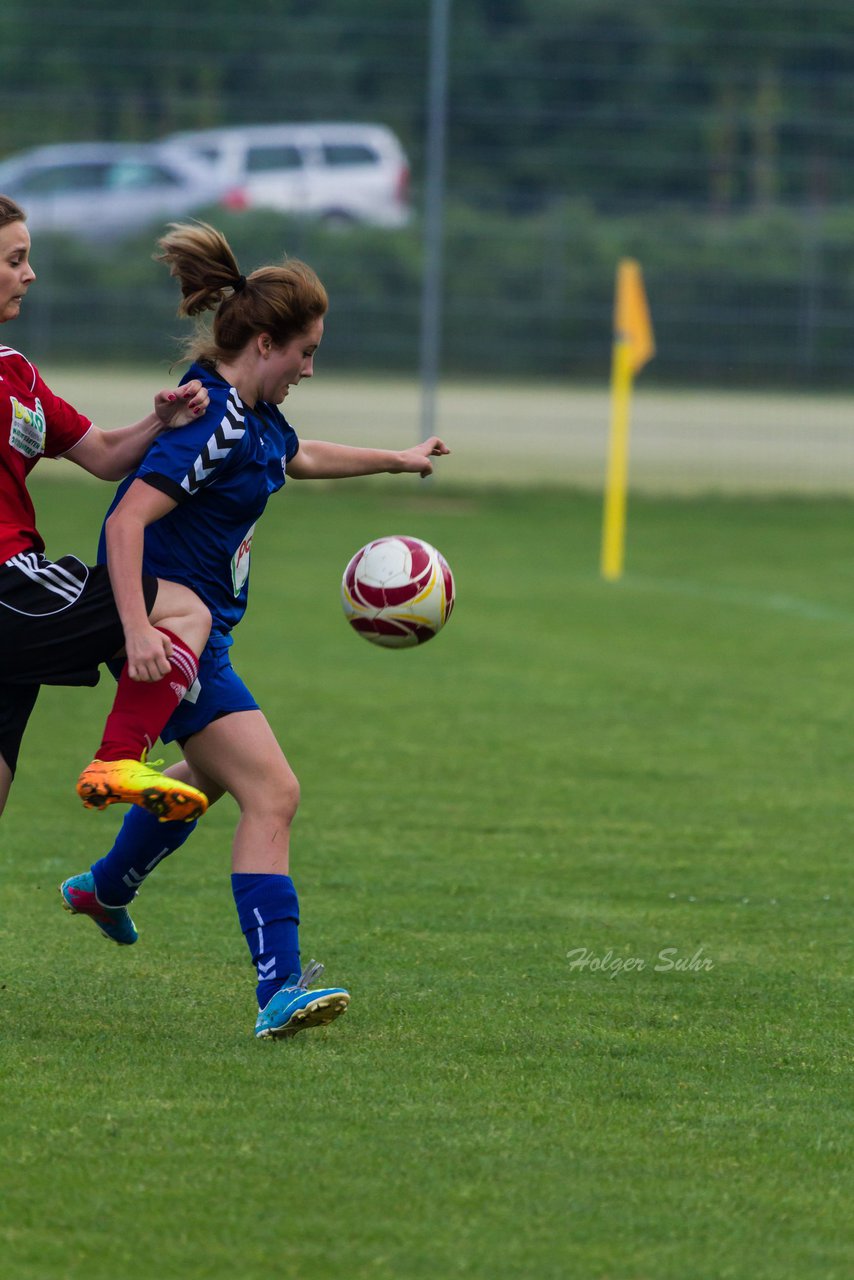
[161,640,259,746]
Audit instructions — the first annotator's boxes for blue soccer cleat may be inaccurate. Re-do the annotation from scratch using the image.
[60,871,138,946]
[254,960,350,1040]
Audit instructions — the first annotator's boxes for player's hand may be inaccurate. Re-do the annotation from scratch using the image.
[154,380,209,428]
[394,436,450,477]
[123,623,174,683]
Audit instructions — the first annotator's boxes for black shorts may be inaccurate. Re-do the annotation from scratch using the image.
[0,551,158,775]
[0,684,39,776]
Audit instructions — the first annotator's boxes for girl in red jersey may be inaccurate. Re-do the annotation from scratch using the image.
[0,195,212,824]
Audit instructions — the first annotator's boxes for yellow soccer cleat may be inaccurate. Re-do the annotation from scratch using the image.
[76,758,208,823]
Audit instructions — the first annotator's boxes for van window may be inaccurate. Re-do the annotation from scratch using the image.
[322,144,378,167]
[18,163,110,195]
[109,162,180,190]
[247,145,304,173]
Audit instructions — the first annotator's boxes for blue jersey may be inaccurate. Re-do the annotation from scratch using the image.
[98,362,299,642]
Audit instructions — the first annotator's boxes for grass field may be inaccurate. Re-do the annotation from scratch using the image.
[1,470,852,1279]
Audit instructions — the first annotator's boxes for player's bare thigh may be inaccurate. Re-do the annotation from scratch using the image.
[180,710,299,817]
[147,579,211,658]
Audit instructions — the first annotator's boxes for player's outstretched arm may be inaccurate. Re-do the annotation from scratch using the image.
[287,436,449,480]
[64,381,209,481]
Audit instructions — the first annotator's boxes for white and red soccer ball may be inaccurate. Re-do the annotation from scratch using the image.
[341,535,455,648]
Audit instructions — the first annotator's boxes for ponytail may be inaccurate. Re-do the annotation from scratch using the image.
[155,220,328,364]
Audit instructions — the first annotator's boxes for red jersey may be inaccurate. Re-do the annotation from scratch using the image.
[0,345,92,558]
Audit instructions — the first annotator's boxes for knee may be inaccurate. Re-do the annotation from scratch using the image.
[279,767,301,824]
[232,754,300,828]
[261,763,300,827]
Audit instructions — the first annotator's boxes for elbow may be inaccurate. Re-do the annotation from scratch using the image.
[96,437,134,482]
[103,508,120,546]
[85,433,122,481]
[98,449,132,482]
[104,506,132,548]
[90,457,128,483]
[101,459,130,482]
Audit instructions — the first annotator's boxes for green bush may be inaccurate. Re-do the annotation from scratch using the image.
[15,202,854,387]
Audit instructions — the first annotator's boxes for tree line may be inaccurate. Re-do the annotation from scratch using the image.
[3,1,854,215]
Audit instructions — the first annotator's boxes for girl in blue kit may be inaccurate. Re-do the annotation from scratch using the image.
[60,220,449,1040]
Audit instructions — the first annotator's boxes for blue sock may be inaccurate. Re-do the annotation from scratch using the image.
[231,873,301,1010]
[91,808,197,906]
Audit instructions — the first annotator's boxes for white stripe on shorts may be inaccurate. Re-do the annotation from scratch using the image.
[7,551,86,606]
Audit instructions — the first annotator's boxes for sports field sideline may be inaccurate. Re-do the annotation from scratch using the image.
[40,364,854,494]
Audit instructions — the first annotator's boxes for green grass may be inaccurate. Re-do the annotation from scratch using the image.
[1,477,852,1279]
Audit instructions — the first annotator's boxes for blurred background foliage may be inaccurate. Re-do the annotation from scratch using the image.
[3,0,854,384]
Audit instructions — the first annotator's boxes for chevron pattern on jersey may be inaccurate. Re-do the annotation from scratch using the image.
[180,390,246,495]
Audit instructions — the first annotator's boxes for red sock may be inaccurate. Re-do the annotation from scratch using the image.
[95,630,200,762]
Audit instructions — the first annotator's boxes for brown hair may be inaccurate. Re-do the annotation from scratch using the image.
[0,195,26,229]
[155,220,328,364]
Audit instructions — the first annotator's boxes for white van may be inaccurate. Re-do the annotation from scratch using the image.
[163,122,411,229]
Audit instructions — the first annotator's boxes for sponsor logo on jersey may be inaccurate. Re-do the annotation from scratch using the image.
[9,395,46,458]
[230,523,256,596]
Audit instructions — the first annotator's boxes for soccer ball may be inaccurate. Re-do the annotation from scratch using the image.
[341,535,455,648]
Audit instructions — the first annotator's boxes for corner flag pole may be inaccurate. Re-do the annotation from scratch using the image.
[601,259,655,581]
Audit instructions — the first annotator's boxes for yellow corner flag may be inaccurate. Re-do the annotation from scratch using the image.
[601,259,655,581]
